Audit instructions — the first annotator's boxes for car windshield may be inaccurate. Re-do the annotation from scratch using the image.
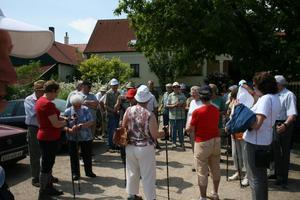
[52,99,67,112]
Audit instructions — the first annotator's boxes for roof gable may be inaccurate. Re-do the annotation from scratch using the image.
[84,19,136,53]
[48,42,82,65]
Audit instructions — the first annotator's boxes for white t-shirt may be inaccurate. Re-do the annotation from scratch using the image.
[186,99,203,126]
[243,94,281,145]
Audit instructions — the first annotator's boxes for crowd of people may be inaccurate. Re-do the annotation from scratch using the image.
[0,17,298,200]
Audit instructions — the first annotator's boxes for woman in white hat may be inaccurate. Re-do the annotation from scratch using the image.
[122,85,164,200]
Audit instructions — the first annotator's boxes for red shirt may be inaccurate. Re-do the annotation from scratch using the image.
[35,96,61,141]
[190,104,220,142]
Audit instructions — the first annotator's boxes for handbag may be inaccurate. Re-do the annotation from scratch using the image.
[255,148,271,168]
[113,127,128,147]
[225,103,256,135]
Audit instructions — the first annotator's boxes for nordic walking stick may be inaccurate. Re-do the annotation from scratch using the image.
[73,114,81,193]
[163,126,170,200]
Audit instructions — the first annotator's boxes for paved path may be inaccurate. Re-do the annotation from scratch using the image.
[6,138,300,200]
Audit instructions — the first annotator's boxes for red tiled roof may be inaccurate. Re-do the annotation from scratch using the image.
[84,19,136,53]
[48,42,83,65]
[70,44,87,52]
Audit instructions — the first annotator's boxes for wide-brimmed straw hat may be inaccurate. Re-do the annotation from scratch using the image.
[0,9,54,58]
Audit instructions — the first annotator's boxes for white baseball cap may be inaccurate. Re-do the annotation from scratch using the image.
[110,78,119,86]
[274,75,287,85]
[238,80,247,86]
[135,85,152,103]
[0,9,54,58]
[172,82,180,87]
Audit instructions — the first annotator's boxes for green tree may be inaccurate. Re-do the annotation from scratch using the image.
[115,0,300,80]
[16,61,42,84]
[79,55,133,83]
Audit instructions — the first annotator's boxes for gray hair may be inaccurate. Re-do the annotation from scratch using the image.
[190,85,201,95]
[70,94,84,105]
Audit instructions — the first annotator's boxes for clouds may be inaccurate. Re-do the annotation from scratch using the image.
[69,17,97,41]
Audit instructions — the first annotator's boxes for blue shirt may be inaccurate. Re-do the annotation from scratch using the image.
[64,106,94,141]
[24,92,39,126]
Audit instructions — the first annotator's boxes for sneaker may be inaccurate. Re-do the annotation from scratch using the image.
[228,172,239,181]
[127,195,143,200]
[199,197,207,200]
[241,177,249,186]
[209,192,219,200]
[172,144,176,149]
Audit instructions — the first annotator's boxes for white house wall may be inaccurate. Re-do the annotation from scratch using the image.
[58,64,75,82]
[96,52,205,86]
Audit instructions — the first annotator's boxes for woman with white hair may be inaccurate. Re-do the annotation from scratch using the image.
[186,86,203,171]
[64,94,96,180]
[122,85,164,200]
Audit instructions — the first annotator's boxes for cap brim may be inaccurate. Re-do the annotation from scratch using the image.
[0,15,54,58]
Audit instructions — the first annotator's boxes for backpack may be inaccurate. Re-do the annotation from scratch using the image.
[225,103,256,135]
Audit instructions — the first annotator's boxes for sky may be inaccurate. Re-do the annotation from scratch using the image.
[1,0,126,44]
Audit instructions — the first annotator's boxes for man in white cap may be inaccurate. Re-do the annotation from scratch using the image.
[271,75,297,188]
[104,78,121,151]
[159,83,173,140]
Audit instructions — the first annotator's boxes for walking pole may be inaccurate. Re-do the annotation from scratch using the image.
[163,126,170,200]
[73,114,81,193]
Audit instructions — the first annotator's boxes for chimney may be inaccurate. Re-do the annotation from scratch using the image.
[64,32,69,45]
[49,27,55,40]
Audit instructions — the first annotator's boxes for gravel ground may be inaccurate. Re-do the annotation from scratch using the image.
[5,138,300,200]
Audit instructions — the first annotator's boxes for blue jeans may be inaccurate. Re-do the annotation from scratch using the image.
[170,119,184,145]
[107,115,119,148]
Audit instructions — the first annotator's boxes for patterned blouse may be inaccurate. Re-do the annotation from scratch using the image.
[125,105,154,147]
[64,106,94,141]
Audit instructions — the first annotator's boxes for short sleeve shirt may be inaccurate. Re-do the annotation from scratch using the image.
[243,94,281,145]
[190,104,220,142]
[35,96,61,141]
[64,106,93,141]
[277,88,297,120]
[167,92,186,120]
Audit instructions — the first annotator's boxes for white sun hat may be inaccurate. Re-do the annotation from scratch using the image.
[135,85,152,103]
[0,9,54,58]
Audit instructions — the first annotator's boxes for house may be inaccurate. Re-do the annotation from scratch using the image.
[11,29,83,83]
[84,19,232,86]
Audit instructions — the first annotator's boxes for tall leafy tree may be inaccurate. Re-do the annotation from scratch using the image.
[115,0,300,80]
[79,55,133,83]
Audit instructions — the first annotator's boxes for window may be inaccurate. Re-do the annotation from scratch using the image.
[130,64,140,77]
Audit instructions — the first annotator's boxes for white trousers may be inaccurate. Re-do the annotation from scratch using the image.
[126,145,156,200]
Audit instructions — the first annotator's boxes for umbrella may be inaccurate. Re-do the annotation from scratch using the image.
[0,9,54,58]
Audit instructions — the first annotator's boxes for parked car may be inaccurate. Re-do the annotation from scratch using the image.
[0,125,28,164]
[0,98,68,151]
[0,98,67,129]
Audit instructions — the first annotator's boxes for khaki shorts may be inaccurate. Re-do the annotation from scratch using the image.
[194,137,221,186]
